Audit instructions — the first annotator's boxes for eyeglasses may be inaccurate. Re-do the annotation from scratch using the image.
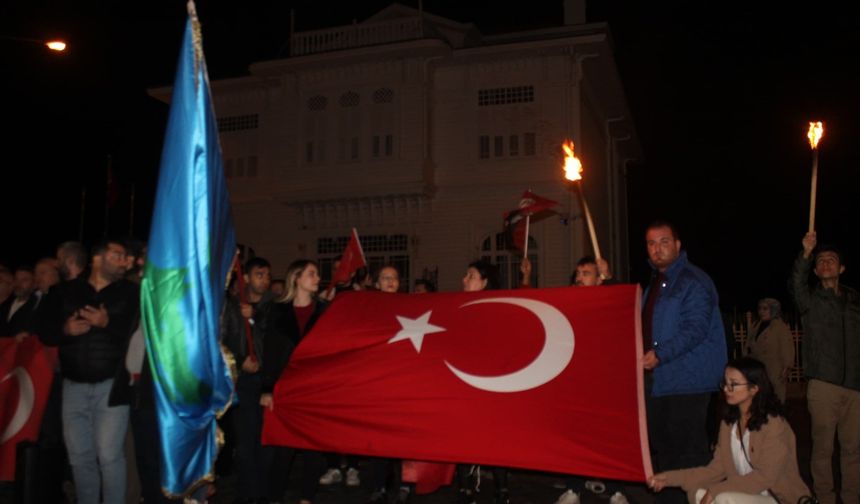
[720,380,751,392]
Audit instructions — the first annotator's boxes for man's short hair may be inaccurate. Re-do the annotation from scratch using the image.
[91,238,125,258]
[57,241,88,269]
[646,219,680,241]
[14,265,34,275]
[244,256,271,272]
[124,237,146,259]
[815,244,845,265]
[415,279,436,292]
[576,256,597,267]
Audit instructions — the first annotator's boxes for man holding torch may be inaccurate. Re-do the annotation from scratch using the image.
[792,232,860,504]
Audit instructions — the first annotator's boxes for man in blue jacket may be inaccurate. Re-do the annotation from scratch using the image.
[641,221,726,504]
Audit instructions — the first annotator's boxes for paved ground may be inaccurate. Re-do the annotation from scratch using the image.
[210,465,656,504]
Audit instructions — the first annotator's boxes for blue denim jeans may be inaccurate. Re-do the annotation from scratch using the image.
[62,379,129,504]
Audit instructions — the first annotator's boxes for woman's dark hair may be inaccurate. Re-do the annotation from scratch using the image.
[723,357,783,431]
[467,259,499,290]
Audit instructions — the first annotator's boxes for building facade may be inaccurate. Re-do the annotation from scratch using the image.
[153,3,640,291]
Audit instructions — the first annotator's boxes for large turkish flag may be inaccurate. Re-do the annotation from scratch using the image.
[262,285,652,482]
[0,337,57,481]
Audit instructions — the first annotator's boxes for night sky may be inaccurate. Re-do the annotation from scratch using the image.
[3,1,858,312]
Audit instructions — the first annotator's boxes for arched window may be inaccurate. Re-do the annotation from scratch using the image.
[480,232,538,288]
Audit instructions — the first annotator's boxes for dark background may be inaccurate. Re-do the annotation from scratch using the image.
[2,1,858,312]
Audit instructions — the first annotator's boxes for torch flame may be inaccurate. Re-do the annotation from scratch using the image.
[562,140,582,182]
[807,121,824,149]
[46,40,67,52]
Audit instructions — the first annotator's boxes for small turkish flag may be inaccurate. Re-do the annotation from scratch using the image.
[503,191,559,251]
[262,285,652,482]
[328,228,366,289]
[0,338,57,481]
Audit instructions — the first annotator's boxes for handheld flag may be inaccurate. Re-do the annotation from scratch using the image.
[0,338,57,481]
[328,228,366,289]
[503,190,559,251]
[140,1,236,496]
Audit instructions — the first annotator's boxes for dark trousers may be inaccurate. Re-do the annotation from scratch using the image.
[367,457,406,492]
[232,373,265,500]
[36,371,66,503]
[262,447,327,502]
[646,377,713,504]
[456,465,508,494]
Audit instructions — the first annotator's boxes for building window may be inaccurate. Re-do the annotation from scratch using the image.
[372,136,381,158]
[494,136,504,157]
[385,134,393,156]
[235,158,245,177]
[247,156,258,177]
[509,135,519,156]
[224,159,233,178]
[477,85,534,107]
[480,232,538,289]
[373,88,394,104]
[350,137,360,160]
[339,91,360,108]
[307,95,328,111]
[318,234,410,292]
[524,132,536,156]
[217,114,259,132]
[306,142,314,163]
[479,135,490,159]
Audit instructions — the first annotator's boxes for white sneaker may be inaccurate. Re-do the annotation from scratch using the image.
[554,489,581,504]
[346,467,361,487]
[609,491,629,504]
[319,468,342,485]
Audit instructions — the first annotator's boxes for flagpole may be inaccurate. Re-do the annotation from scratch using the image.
[523,214,530,259]
[577,184,602,261]
[78,185,86,242]
[104,154,112,237]
[129,183,136,236]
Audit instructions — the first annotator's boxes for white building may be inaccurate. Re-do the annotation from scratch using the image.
[153,2,640,291]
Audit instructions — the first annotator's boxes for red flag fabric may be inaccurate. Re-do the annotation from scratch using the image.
[503,191,559,251]
[0,338,57,481]
[262,285,652,482]
[328,228,366,288]
[401,460,455,494]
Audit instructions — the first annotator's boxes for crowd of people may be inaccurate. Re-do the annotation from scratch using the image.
[0,220,857,504]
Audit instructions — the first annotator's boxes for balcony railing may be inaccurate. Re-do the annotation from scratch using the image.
[291,17,423,56]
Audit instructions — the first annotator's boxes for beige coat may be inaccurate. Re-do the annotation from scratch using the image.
[746,319,794,401]
[662,415,810,504]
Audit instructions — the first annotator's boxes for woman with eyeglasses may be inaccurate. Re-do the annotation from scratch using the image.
[648,357,810,504]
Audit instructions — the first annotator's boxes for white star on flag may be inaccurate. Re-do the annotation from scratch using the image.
[388,311,446,353]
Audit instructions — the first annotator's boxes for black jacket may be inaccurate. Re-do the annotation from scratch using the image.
[0,293,39,337]
[222,291,274,373]
[260,299,327,393]
[35,277,139,383]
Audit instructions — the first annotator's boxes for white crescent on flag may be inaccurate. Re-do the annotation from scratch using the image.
[1,367,35,443]
[444,297,575,393]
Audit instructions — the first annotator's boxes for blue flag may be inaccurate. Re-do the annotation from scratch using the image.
[140,1,236,496]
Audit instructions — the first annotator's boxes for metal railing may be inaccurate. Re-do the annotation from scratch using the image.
[291,18,423,56]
